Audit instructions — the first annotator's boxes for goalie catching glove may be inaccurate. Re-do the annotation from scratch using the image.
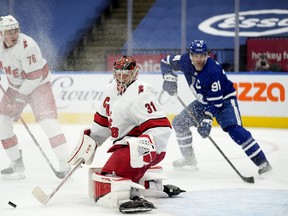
[127,134,156,168]
[67,129,98,165]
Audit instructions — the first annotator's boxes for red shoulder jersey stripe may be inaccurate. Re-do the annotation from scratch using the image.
[140,117,171,132]
[127,117,171,137]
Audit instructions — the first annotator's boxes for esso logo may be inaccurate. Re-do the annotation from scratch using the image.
[199,9,288,37]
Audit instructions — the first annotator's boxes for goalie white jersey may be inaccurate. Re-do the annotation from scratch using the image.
[90,79,171,154]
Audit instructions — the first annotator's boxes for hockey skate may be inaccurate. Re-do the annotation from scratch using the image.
[163,184,186,197]
[119,196,156,213]
[119,186,156,213]
[258,161,272,176]
[172,156,198,170]
[119,185,185,213]
[1,150,25,180]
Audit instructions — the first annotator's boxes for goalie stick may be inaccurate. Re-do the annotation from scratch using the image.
[32,158,84,205]
[176,95,255,184]
[0,83,66,179]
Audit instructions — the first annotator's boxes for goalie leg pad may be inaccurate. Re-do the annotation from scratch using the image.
[93,172,131,203]
[91,172,145,208]
[139,166,169,198]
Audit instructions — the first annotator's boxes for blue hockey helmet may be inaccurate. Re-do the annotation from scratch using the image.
[189,40,208,54]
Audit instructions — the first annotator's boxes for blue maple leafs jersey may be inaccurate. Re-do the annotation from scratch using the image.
[161,53,236,116]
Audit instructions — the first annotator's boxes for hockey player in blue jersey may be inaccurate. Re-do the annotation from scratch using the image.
[160,39,272,176]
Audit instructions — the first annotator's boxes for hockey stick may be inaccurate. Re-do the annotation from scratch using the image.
[19,117,66,179]
[0,83,66,179]
[32,158,83,204]
[175,95,255,184]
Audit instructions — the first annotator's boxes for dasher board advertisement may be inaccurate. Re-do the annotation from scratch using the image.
[0,72,287,127]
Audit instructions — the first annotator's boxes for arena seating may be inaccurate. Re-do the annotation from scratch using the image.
[128,0,288,50]
[0,0,112,69]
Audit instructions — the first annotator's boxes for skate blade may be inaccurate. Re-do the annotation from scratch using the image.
[119,206,153,213]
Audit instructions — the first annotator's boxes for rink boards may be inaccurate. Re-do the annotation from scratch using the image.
[0,72,287,128]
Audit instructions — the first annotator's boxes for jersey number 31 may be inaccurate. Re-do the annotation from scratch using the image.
[145,102,157,114]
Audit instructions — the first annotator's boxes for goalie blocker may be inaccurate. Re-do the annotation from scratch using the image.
[67,129,98,166]
[88,166,186,213]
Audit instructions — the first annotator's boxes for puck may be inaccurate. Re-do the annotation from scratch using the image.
[8,201,17,208]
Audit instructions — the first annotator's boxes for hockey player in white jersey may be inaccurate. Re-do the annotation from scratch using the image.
[67,56,185,213]
[0,15,70,180]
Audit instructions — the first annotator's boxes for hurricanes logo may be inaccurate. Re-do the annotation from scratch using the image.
[199,9,288,37]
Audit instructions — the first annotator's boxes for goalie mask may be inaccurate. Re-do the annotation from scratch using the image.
[113,55,139,95]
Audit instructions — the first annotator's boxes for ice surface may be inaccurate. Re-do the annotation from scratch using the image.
[1,124,287,215]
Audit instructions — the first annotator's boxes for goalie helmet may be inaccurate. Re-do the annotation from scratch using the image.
[113,55,139,94]
[0,15,19,33]
[190,40,208,55]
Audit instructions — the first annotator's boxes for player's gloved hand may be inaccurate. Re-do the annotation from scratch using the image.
[127,134,156,168]
[162,73,178,96]
[67,129,98,165]
[197,117,213,138]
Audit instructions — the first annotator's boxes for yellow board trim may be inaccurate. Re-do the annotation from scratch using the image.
[20,113,94,125]
[167,114,288,128]
[20,113,288,128]
[240,116,288,128]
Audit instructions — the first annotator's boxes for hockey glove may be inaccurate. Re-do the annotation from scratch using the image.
[127,134,156,168]
[197,117,213,138]
[67,129,98,165]
[162,73,178,96]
